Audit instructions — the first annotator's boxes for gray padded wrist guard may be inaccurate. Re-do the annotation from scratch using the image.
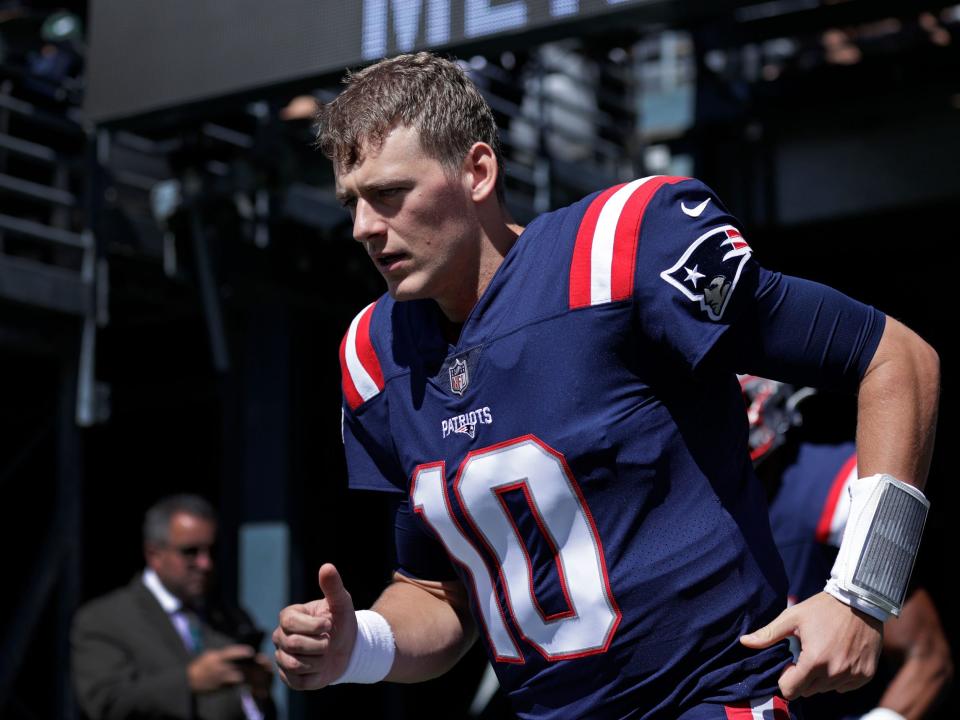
[826,473,929,618]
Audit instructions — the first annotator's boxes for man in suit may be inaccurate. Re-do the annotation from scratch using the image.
[72,494,275,720]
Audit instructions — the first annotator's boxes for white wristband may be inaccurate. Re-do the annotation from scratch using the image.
[331,610,396,685]
[860,708,907,720]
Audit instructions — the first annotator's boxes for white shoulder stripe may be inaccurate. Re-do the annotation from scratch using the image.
[589,176,658,305]
[344,302,380,403]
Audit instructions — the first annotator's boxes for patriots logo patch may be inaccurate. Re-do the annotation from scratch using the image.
[660,225,752,320]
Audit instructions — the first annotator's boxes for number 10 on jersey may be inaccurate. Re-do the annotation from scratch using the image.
[410,435,621,662]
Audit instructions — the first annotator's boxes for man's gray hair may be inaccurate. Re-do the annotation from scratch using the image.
[143,494,216,545]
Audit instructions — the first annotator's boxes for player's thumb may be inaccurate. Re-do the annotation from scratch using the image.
[740,608,795,649]
[317,563,352,615]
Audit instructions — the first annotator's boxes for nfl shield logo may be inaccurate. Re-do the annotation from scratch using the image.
[449,358,469,396]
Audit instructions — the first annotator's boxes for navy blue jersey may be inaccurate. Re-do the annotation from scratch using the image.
[339,177,885,719]
[767,442,857,605]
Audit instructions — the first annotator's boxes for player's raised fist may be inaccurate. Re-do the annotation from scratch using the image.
[273,563,359,690]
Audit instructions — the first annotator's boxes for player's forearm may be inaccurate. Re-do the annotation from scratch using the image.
[372,574,477,683]
[822,318,937,623]
[855,316,939,487]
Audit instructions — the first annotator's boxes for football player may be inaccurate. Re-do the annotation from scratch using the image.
[742,376,952,720]
[273,52,940,719]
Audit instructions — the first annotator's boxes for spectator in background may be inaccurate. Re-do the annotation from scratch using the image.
[72,494,275,720]
[741,376,953,720]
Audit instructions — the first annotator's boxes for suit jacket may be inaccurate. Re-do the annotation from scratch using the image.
[71,575,276,720]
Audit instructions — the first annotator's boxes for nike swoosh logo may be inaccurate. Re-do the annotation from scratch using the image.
[681,198,710,217]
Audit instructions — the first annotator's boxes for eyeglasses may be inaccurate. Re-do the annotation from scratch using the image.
[167,544,216,559]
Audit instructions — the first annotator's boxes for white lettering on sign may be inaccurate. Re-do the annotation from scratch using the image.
[362,0,451,60]
[361,1,641,61]
[464,0,526,38]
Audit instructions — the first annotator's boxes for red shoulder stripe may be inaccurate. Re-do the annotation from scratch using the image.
[610,176,683,301]
[569,183,625,309]
[339,302,384,411]
[570,176,686,309]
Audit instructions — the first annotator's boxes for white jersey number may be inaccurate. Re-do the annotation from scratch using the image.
[411,435,620,662]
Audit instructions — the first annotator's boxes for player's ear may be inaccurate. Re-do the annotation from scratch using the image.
[463,142,498,203]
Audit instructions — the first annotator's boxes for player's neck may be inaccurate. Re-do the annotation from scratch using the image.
[476,220,522,298]
[436,219,523,328]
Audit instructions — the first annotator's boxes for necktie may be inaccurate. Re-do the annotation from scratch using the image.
[174,609,264,720]
[186,611,203,654]
[172,609,203,654]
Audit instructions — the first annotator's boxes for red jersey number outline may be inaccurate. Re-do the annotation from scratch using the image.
[411,435,621,662]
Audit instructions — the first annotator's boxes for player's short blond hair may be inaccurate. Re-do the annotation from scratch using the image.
[316,52,505,200]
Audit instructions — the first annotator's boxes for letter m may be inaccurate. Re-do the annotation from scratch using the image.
[362,0,450,60]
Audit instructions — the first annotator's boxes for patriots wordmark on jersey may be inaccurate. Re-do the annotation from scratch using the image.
[339,177,885,719]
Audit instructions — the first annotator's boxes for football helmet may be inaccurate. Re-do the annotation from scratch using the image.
[738,375,815,463]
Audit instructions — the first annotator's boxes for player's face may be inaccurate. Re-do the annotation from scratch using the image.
[336,124,479,314]
[145,512,216,604]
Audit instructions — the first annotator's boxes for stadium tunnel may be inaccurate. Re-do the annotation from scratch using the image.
[1,1,958,718]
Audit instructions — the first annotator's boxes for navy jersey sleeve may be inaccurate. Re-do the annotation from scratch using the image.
[394,499,459,581]
[339,300,406,494]
[632,177,754,369]
[719,270,885,390]
[339,300,457,579]
[342,400,406,493]
[633,177,884,387]
[345,409,457,580]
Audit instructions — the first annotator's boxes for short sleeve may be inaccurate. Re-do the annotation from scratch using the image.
[394,499,458,581]
[631,177,884,386]
[339,300,406,493]
[720,271,885,389]
[632,177,759,370]
[342,399,406,493]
